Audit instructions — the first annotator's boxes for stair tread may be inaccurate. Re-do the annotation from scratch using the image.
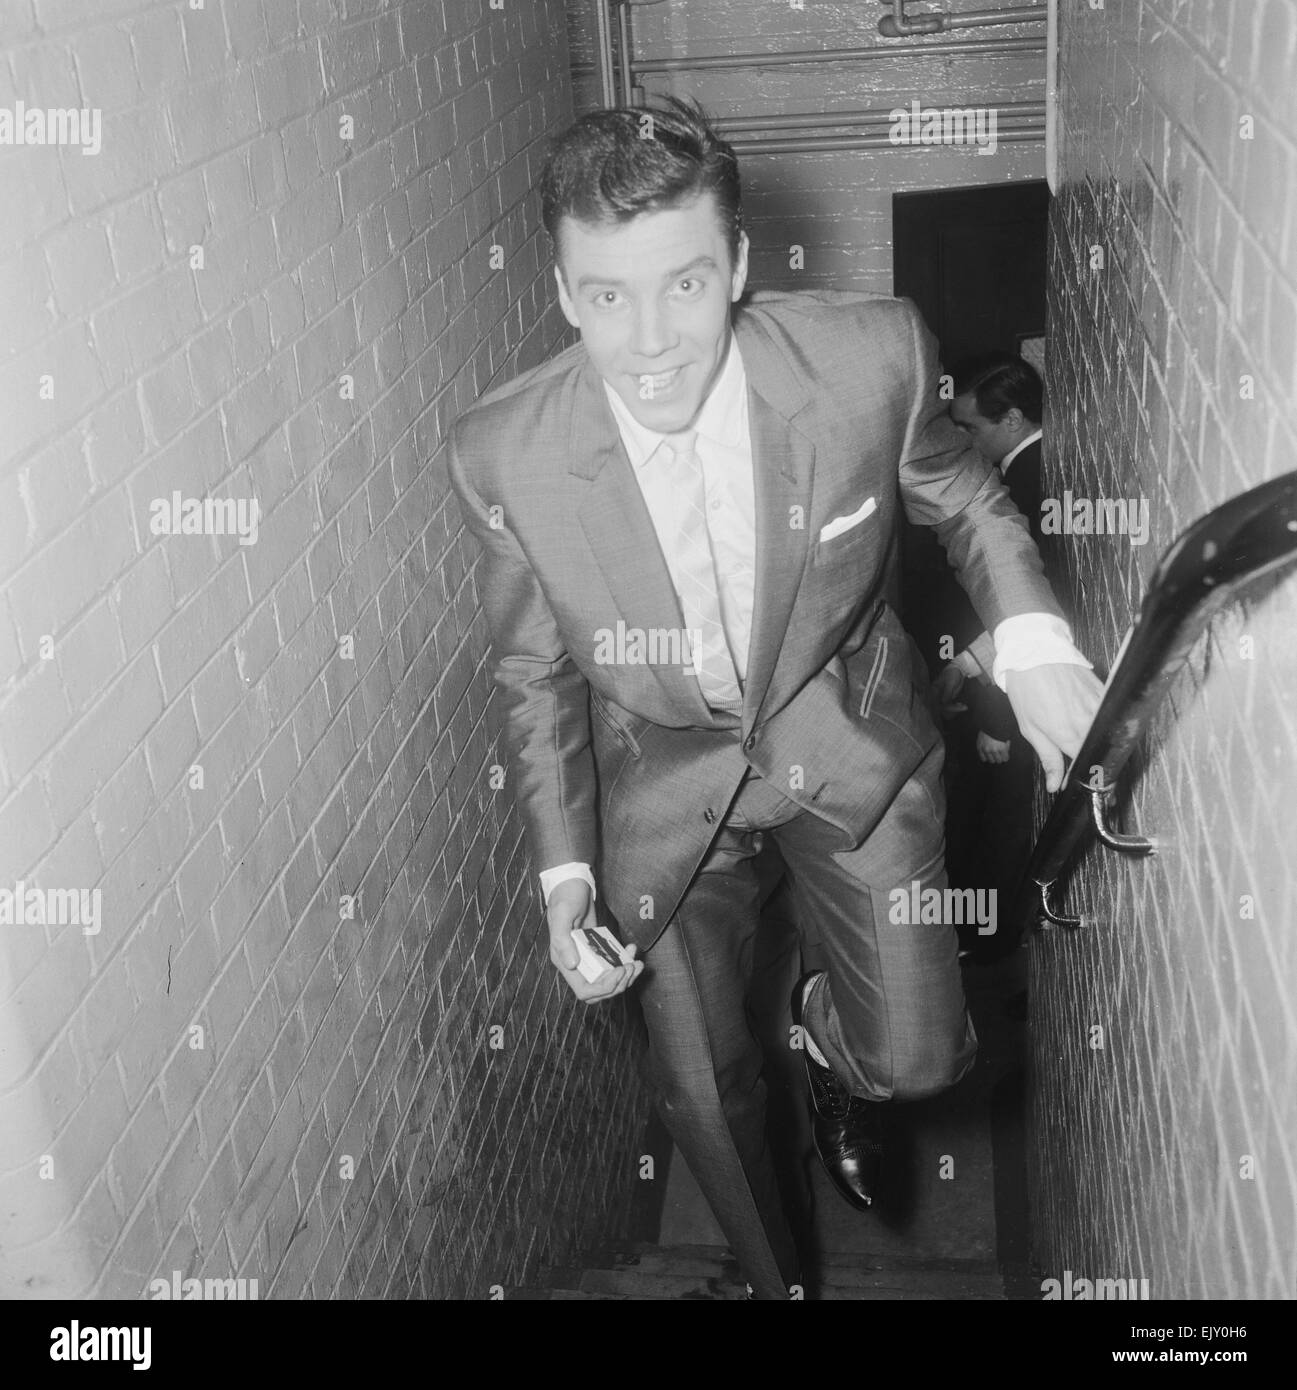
[566,1268,1001,1297]
[514,1280,1003,1301]
[524,1242,1011,1301]
[582,1242,1003,1276]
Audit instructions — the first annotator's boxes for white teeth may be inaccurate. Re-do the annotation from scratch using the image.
[637,369,679,398]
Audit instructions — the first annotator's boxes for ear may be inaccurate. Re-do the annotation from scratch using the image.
[1002,406,1025,432]
[730,231,750,302]
[555,264,580,328]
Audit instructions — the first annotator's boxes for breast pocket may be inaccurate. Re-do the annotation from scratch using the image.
[812,520,872,568]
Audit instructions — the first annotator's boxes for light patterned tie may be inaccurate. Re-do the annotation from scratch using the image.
[658,430,743,713]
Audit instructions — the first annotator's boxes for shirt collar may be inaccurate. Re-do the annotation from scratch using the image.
[1000,427,1042,475]
[602,333,748,469]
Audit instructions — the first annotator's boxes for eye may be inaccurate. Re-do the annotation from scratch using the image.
[676,277,702,295]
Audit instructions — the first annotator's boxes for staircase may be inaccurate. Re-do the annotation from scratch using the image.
[508,947,1037,1301]
[511,1243,1007,1300]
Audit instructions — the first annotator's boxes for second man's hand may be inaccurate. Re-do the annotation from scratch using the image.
[546,877,644,1004]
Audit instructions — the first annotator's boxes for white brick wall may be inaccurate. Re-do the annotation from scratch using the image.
[1,0,650,1300]
[1033,0,1297,1299]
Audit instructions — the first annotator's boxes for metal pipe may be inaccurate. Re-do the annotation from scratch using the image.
[1045,0,1059,191]
[616,1,635,107]
[879,1,1046,38]
[716,101,1045,133]
[630,35,1045,76]
[730,127,1044,154]
[594,0,616,108]
[879,0,942,35]
[943,6,1049,28]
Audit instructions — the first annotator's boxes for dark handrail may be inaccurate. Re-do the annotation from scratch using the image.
[1019,470,1297,933]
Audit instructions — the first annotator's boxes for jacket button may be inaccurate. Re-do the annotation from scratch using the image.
[703,808,716,824]
[743,734,757,751]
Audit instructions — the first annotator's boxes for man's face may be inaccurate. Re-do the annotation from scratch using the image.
[949,392,1022,464]
[555,191,749,433]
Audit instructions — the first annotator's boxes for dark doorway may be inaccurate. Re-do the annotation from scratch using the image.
[892,181,1050,362]
[891,181,1050,682]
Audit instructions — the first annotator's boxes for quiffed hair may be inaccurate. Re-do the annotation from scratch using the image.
[951,352,1043,426]
[540,97,743,261]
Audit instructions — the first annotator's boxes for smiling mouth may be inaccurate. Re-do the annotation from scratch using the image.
[636,367,685,397]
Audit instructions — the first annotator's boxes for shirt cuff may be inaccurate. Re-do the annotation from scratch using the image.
[991,612,1094,691]
[539,863,597,906]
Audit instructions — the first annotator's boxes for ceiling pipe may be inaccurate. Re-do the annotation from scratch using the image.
[628,35,1045,77]
[716,101,1045,133]
[879,1,1048,38]
[594,0,616,107]
[730,127,1044,154]
[880,0,942,36]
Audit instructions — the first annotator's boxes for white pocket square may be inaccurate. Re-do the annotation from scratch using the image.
[818,496,877,542]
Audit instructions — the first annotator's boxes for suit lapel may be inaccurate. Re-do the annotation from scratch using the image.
[571,361,714,720]
[736,312,815,725]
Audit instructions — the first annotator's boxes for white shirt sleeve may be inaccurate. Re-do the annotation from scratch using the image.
[538,862,597,905]
[991,612,1094,691]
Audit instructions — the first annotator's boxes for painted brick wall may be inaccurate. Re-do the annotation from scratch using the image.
[1031,0,1297,1298]
[565,0,1047,292]
[0,0,650,1300]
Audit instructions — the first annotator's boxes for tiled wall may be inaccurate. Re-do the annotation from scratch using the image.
[0,0,649,1299]
[565,0,1048,291]
[1032,0,1297,1298]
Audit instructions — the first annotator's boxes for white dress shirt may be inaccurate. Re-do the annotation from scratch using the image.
[539,341,1089,905]
[605,334,757,681]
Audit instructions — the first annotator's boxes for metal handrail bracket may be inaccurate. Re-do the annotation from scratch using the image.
[1020,470,1297,935]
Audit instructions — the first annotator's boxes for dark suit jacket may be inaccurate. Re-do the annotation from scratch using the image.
[448,291,1059,952]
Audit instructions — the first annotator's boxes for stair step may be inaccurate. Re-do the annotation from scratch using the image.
[514,1242,1007,1300]
[571,1266,1001,1299]
[607,1241,1002,1276]
[508,1287,659,1300]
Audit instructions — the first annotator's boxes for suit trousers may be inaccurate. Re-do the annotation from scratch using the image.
[636,741,978,1299]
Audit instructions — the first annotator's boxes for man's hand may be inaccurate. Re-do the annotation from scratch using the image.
[546,878,644,1004]
[933,661,968,718]
[976,730,1012,764]
[1004,663,1105,792]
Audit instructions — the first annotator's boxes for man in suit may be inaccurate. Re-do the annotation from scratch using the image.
[448,102,1102,1299]
[938,357,1049,952]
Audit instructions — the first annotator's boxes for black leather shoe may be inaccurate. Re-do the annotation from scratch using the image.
[792,971,885,1211]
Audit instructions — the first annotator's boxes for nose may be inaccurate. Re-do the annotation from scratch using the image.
[629,298,677,359]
